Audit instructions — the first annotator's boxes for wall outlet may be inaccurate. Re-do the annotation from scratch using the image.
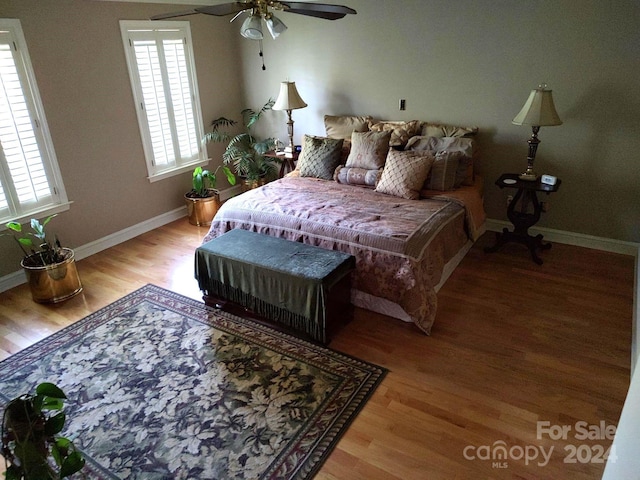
[399,99,406,110]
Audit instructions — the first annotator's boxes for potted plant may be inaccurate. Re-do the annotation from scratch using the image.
[4,215,82,304]
[2,382,85,480]
[204,99,279,191]
[184,165,236,226]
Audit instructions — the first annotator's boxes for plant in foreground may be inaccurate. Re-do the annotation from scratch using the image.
[2,382,85,480]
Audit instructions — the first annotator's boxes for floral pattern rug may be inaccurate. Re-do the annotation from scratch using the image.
[0,285,386,479]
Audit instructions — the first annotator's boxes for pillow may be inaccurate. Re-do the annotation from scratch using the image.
[375,150,435,200]
[454,156,474,187]
[339,138,351,165]
[368,120,421,148]
[420,122,478,138]
[324,115,372,139]
[406,136,474,157]
[345,130,392,169]
[297,135,344,180]
[406,136,476,186]
[334,165,382,187]
[423,150,463,191]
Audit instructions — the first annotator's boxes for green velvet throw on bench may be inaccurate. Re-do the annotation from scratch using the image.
[195,229,355,343]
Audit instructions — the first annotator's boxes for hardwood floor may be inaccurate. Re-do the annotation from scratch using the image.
[0,218,634,479]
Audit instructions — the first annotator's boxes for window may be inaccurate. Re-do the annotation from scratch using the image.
[0,19,69,224]
[120,21,206,181]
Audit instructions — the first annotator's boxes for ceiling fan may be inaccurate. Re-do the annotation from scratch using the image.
[150,1,357,40]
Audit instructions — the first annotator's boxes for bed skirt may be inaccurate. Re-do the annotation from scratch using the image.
[350,239,475,324]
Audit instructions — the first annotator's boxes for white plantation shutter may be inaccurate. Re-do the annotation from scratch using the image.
[0,20,68,223]
[121,21,205,180]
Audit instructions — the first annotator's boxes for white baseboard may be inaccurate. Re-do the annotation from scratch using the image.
[0,187,244,294]
[73,207,188,261]
[485,219,640,256]
[0,270,26,293]
[0,206,188,293]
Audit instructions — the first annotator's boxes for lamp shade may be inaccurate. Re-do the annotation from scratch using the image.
[240,14,263,40]
[273,82,307,111]
[266,14,287,39]
[512,85,562,127]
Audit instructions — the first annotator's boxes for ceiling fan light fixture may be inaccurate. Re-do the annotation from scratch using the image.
[240,14,263,40]
[266,14,287,39]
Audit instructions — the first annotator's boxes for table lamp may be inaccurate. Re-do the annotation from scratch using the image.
[512,84,562,181]
[273,81,307,158]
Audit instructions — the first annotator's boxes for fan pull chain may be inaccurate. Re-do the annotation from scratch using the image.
[259,40,266,70]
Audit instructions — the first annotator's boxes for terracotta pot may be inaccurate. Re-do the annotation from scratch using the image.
[21,248,83,303]
[185,189,221,226]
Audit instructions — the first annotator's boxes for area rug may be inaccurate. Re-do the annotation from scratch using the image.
[0,284,386,479]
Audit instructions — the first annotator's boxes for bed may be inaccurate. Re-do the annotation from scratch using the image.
[202,116,486,334]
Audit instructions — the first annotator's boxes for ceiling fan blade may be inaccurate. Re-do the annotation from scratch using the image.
[280,2,357,16]
[282,9,347,20]
[150,9,199,20]
[151,1,356,23]
[195,2,256,17]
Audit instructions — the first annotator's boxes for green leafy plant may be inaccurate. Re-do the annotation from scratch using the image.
[204,99,279,182]
[1,382,85,480]
[4,215,66,268]
[187,165,236,199]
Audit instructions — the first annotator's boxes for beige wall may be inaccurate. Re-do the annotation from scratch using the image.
[1,0,638,279]
[0,0,244,277]
[242,0,640,244]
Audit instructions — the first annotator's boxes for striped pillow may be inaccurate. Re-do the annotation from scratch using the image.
[423,151,463,191]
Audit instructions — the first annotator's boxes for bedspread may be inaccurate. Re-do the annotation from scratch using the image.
[204,176,472,334]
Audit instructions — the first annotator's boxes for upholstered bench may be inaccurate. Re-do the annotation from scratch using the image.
[195,229,355,344]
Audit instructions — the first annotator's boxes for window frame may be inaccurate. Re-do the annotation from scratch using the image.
[0,19,70,225]
[120,20,207,183]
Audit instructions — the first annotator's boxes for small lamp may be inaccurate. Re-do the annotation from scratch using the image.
[273,81,307,158]
[265,14,287,39]
[240,13,263,40]
[512,84,562,181]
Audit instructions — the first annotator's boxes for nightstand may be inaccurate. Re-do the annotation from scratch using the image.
[484,173,561,265]
[265,151,299,178]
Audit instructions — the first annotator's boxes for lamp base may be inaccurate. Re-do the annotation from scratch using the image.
[518,163,537,181]
[518,172,537,181]
[283,145,295,158]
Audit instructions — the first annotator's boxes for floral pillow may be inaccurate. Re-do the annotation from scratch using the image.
[345,130,391,169]
[297,135,344,180]
[368,120,421,148]
[375,150,435,200]
[334,165,381,187]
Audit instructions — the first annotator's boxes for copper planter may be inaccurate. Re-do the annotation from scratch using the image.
[241,177,267,192]
[21,248,83,303]
[185,190,221,226]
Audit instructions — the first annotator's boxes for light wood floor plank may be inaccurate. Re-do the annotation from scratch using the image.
[0,218,633,479]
